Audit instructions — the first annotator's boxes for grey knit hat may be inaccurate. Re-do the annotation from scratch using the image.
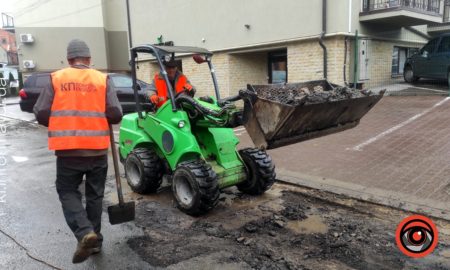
[67,39,91,60]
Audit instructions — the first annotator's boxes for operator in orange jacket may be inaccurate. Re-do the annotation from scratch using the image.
[34,39,122,264]
[150,59,195,108]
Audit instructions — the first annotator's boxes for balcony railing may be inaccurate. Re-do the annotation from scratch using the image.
[362,0,442,15]
[444,0,450,21]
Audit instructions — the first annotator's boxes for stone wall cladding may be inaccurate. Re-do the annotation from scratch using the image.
[288,36,350,86]
[136,60,159,84]
[135,36,421,96]
[228,52,268,96]
[364,39,423,88]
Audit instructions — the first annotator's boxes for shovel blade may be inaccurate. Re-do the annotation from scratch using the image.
[108,201,135,225]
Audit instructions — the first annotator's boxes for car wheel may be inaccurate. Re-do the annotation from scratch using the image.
[404,65,418,83]
[448,70,450,87]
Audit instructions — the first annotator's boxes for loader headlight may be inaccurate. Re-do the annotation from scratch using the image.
[178,120,185,128]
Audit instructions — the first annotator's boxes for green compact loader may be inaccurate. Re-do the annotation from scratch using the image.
[119,45,383,216]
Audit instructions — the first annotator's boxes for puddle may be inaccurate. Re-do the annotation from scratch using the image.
[11,156,28,162]
[286,215,328,234]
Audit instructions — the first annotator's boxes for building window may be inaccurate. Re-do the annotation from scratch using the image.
[268,50,287,84]
[391,46,419,76]
[1,38,6,44]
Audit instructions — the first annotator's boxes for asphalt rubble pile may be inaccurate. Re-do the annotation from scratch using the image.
[255,84,372,106]
[126,188,450,270]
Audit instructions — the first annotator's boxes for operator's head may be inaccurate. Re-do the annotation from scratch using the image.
[67,39,91,66]
[163,59,178,80]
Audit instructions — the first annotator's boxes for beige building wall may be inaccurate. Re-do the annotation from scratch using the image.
[136,51,268,98]
[15,27,108,72]
[135,34,426,98]
[13,0,104,27]
[228,52,268,96]
[130,0,329,50]
[183,53,229,98]
[13,0,129,73]
[288,37,350,85]
[136,62,159,84]
[136,54,230,98]
[364,39,424,88]
[102,0,129,71]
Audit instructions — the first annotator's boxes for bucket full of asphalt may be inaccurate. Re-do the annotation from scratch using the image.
[241,80,384,149]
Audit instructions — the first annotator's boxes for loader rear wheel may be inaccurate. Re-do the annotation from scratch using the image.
[125,148,163,194]
[238,148,276,195]
[172,160,219,216]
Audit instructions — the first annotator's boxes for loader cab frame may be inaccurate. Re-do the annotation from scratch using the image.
[129,45,219,118]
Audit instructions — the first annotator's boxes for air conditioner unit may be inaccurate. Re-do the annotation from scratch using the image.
[23,60,35,69]
[20,34,34,43]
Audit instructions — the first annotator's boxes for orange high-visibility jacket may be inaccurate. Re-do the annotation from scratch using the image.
[153,73,192,108]
[48,67,109,150]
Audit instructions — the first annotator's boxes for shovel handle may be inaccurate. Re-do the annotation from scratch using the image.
[109,124,125,206]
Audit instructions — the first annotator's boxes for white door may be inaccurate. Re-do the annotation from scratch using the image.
[398,49,407,75]
[359,39,370,81]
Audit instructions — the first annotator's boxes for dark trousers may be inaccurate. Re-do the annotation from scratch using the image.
[56,155,107,242]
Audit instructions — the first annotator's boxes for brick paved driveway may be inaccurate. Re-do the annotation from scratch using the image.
[238,96,450,220]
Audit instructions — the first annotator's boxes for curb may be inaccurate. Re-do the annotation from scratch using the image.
[276,169,450,222]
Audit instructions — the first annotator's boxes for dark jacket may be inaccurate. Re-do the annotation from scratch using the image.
[33,65,123,156]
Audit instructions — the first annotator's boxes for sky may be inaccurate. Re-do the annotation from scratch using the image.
[0,0,14,28]
[0,0,14,14]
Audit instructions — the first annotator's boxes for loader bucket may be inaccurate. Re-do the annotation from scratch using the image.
[241,80,384,150]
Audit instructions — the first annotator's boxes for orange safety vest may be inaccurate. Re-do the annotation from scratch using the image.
[153,73,192,108]
[48,67,109,150]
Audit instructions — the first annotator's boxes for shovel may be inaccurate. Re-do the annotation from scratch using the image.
[107,124,135,225]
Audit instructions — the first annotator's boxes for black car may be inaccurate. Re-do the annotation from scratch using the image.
[404,33,450,84]
[19,73,154,113]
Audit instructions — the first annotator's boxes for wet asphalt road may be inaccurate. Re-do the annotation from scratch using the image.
[0,104,149,269]
[2,97,450,269]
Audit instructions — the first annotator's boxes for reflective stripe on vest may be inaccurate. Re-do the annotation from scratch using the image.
[48,68,109,150]
[153,73,190,108]
[51,110,106,118]
[48,130,110,137]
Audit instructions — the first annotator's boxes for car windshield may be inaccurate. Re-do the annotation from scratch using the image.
[110,75,148,88]
[111,75,132,87]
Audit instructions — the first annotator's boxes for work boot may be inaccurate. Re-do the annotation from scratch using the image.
[72,232,98,264]
[91,243,102,254]
[91,232,103,254]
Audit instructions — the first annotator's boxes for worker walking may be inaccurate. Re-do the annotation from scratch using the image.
[150,59,195,108]
[34,39,123,264]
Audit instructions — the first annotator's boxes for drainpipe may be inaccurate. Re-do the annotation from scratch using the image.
[348,0,352,33]
[126,0,133,48]
[319,0,328,79]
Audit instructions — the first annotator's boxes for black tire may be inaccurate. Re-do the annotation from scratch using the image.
[172,160,219,216]
[404,65,418,83]
[237,148,276,195]
[125,148,163,194]
[447,70,450,87]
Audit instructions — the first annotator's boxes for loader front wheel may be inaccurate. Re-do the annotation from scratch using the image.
[125,148,163,194]
[172,160,219,216]
[238,148,276,195]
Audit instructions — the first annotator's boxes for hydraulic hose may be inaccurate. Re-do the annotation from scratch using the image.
[175,95,228,118]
